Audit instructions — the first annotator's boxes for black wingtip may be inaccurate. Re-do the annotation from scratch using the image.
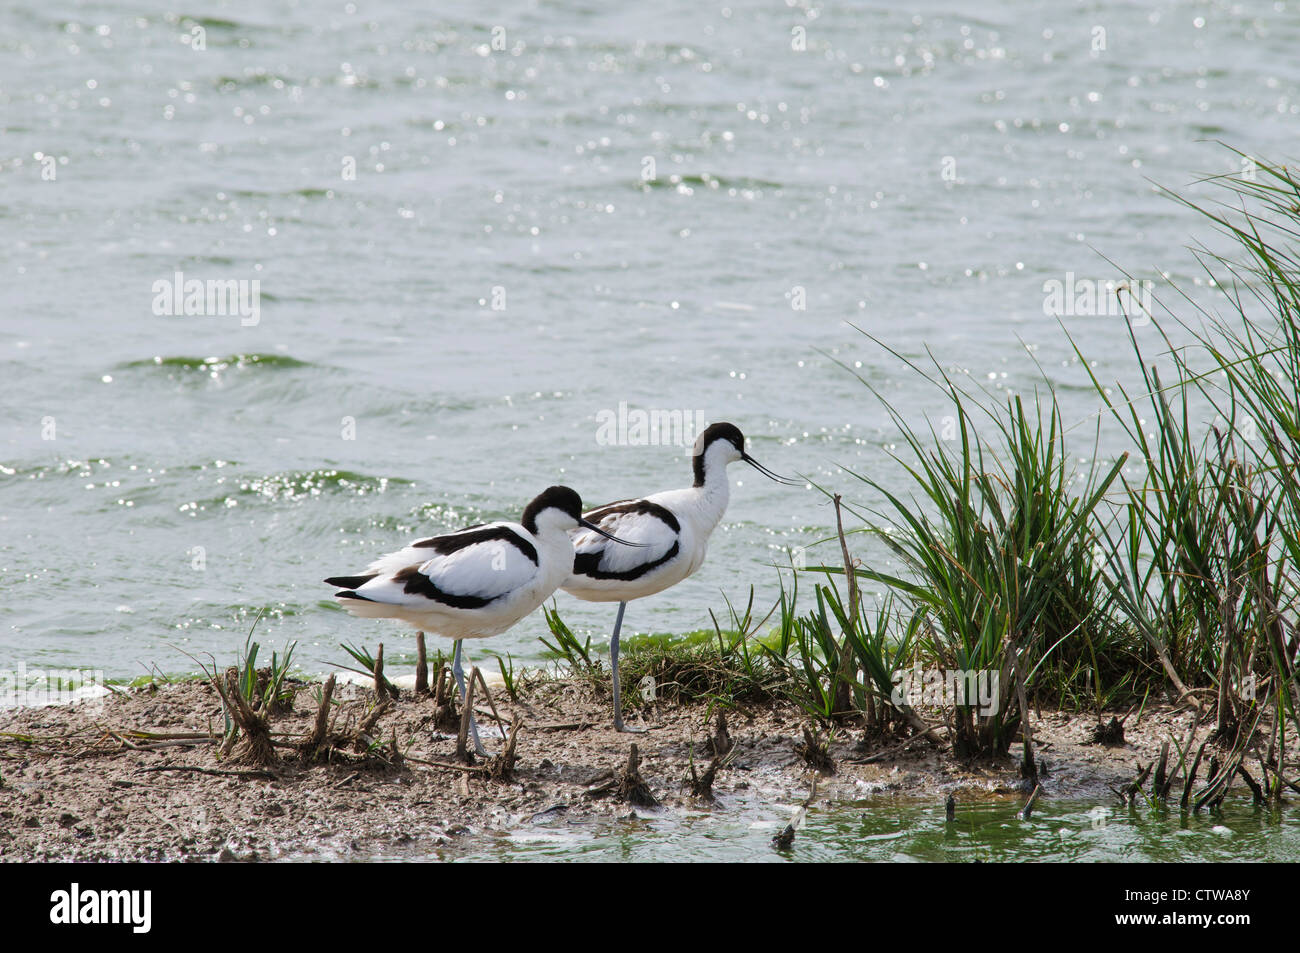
[336,590,377,602]
[325,573,378,589]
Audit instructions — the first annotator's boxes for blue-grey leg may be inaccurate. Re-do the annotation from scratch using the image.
[450,638,467,696]
[451,639,488,756]
[610,601,645,733]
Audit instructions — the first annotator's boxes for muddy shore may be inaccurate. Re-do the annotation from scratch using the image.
[0,677,1205,862]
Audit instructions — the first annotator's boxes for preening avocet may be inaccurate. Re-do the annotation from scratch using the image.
[562,422,801,731]
[326,485,642,754]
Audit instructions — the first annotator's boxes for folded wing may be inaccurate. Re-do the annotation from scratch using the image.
[571,501,680,580]
[331,524,540,610]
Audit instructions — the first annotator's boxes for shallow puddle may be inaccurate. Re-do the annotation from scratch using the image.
[329,795,1300,863]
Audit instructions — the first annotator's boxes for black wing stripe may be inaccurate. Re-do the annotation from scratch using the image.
[411,525,538,565]
[391,566,496,609]
[573,541,680,582]
[584,499,681,534]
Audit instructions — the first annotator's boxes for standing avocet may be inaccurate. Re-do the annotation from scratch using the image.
[562,422,801,731]
[326,485,641,754]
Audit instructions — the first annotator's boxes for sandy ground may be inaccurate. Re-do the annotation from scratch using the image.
[0,677,1206,861]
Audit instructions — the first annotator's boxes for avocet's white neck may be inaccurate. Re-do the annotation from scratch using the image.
[686,441,736,533]
[528,507,579,538]
[525,510,587,583]
[528,509,583,554]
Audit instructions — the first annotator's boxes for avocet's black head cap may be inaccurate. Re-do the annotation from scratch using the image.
[691,421,802,487]
[521,485,583,532]
[692,422,745,486]
[520,485,651,547]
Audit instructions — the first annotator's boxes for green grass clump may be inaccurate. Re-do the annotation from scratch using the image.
[810,146,1300,764]
[539,605,598,675]
[234,634,297,716]
[1106,147,1300,772]
[825,367,1125,755]
[542,587,797,712]
[336,641,400,697]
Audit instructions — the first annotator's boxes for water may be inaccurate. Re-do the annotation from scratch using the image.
[3,1,1299,859]
[353,795,1300,862]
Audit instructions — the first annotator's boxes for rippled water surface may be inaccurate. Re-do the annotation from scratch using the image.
[3,2,1298,683]
[363,795,1300,863]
